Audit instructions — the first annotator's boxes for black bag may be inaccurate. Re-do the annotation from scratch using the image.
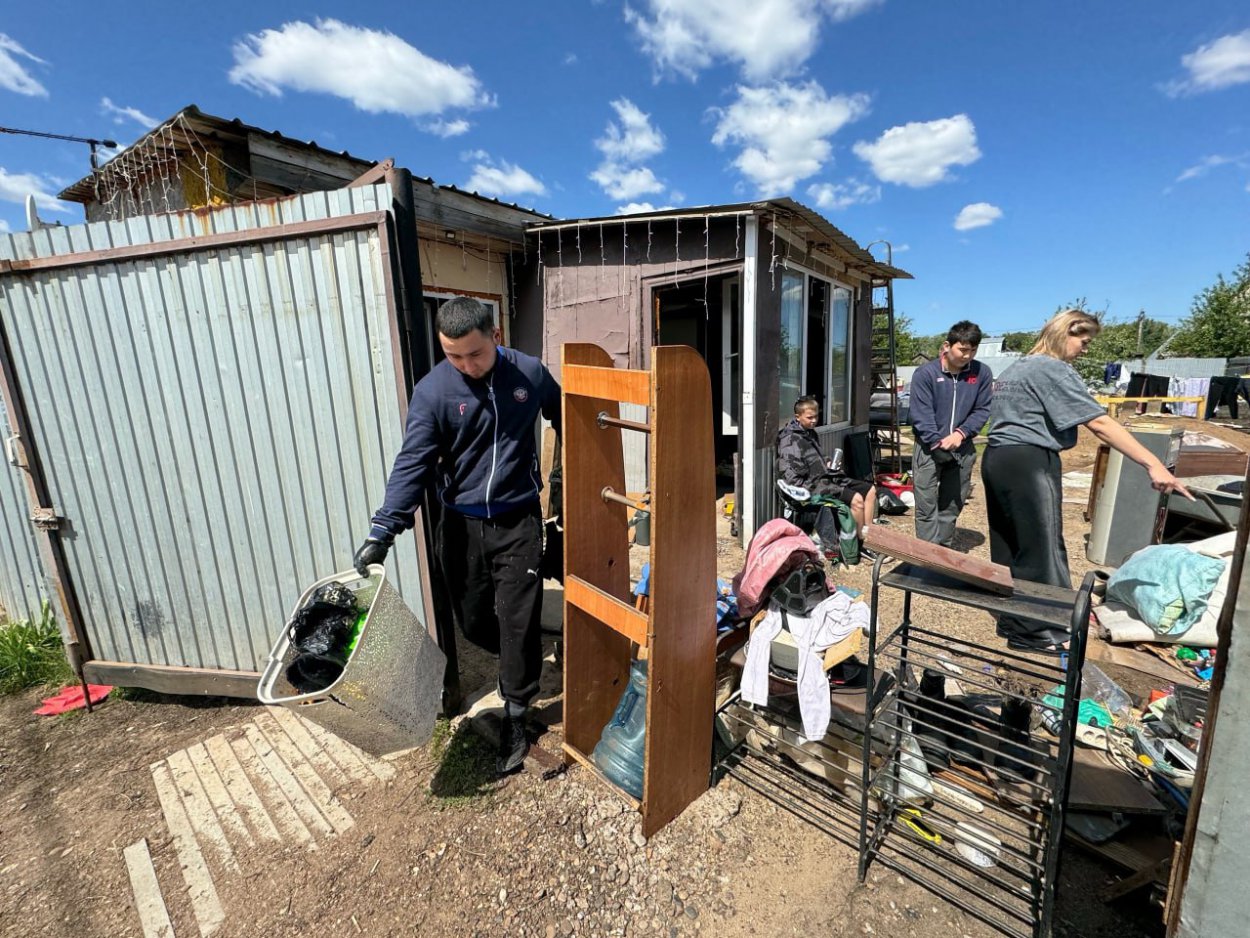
[877,488,910,516]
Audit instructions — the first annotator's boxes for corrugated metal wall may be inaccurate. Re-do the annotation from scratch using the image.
[1139,357,1228,380]
[0,401,47,623]
[0,184,427,673]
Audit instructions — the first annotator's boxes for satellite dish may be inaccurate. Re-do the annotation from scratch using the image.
[25,194,41,231]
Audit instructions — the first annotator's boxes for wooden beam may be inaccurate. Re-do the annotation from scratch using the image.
[83,661,260,698]
[563,364,650,406]
[565,575,650,647]
[864,526,1015,595]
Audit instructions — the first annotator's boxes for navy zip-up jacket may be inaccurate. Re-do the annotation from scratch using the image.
[369,346,561,540]
[909,355,993,450]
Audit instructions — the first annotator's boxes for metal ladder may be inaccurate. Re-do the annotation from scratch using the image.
[869,277,903,475]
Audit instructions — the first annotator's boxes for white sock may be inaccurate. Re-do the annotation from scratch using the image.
[861,525,870,538]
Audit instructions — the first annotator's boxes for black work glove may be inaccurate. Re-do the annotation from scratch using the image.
[353,536,392,576]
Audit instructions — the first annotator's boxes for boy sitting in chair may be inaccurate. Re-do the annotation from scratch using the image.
[776,396,878,563]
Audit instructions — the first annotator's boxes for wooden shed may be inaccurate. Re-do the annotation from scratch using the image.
[513,200,911,541]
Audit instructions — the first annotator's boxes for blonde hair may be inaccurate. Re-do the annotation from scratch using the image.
[1029,308,1101,359]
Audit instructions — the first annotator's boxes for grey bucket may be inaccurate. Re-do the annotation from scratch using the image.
[258,564,446,757]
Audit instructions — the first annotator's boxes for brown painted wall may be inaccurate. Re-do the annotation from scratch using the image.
[522,216,749,381]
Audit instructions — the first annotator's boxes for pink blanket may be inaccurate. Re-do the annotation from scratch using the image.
[732,518,820,618]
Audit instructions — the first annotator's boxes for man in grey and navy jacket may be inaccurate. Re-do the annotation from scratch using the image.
[909,320,992,548]
[354,297,561,775]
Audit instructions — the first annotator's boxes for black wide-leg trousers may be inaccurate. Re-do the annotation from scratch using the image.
[438,504,544,707]
[981,444,1072,646]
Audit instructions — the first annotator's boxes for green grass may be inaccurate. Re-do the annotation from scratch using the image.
[427,717,498,806]
[0,603,74,695]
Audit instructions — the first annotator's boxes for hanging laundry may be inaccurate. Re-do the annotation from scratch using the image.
[1204,376,1241,419]
[1176,377,1210,418]
[1103,362,1122,384]
[1127,373,1172,413]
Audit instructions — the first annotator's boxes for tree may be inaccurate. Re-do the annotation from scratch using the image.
[1166,253,1250,359]
[1071,314,1172,383]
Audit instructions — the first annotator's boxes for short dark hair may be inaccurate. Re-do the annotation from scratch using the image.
[946,320,982,347]
[437,296,495,339]
[794,395,819,415]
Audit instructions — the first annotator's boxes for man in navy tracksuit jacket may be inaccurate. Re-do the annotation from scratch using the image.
[909,320,992,548]
[354,297,561,774]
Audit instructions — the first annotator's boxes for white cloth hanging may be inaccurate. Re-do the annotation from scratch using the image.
[741,592,871,742]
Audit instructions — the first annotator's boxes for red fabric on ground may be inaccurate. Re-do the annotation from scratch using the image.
[33,683,113,715]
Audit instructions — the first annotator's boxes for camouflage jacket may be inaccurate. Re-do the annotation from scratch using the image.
[776,418,848,497]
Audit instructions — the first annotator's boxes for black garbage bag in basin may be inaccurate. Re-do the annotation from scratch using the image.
[285,584,361,693]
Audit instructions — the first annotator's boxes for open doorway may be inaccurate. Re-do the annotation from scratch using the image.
[652,273,741,493]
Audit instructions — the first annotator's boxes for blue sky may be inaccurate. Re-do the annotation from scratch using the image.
[2,1,1248,335]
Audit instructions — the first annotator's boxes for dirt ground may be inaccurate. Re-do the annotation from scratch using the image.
[1,413,1243,938]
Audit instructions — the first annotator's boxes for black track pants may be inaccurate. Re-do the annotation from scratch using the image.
[438,505,544,707]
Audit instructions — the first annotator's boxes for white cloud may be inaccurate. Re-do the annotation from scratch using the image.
[596,99,665,163]
[853,114,981,187]
[591,164,665,200]
[0,34,47,97]
[590,98,667,200]
[101,97,156,128]
[564,52,578,66]
[1175,152,1250,182]
[806,178,880,210]
[425,118,470,138]
[463,155,547,199]
[953,202,1002,231]
[625,0,883,81]
[1164,29,1250,96]
[0,219,11,233]
[616,201,676,215]
[711,81,870,195]
[0,167,71,213]
[229,19,492,126]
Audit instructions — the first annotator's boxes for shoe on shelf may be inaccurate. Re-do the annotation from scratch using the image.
[497,709,530,775]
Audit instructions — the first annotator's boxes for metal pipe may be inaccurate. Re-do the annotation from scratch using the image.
[600,487,649,512]
[596,411,651,434]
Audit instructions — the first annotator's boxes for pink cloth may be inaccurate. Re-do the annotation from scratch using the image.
[732,518,820,618]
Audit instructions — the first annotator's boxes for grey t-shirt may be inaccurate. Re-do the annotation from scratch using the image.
[987,355,1105,451]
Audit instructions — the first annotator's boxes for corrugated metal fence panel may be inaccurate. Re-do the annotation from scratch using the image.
[0,401,47,624]
[0,184,427,672]
[1139,358,1228,380]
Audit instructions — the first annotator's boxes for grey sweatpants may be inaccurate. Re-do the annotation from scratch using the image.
[912,442,977,548]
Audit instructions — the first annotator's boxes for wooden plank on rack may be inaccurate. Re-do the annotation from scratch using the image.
[561,344,634,762]
[864,526,1014,594]
[643,344,717,839]
[565,575,649,647]
[563,363,650,406]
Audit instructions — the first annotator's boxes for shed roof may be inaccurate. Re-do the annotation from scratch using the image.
[57,105,551,222]
[526,197,912,281]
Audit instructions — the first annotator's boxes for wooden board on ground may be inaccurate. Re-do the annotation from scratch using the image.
[1084,636,1201,688]
[864,526,1014,595]
[1068,747,1167,815]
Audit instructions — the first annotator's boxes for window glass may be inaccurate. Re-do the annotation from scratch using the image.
[827,285,852,422]
[778,271,805,415]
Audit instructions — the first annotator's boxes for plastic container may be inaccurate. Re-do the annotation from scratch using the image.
[954,822,1002,868]
[258,564,446,757]
[1080,662,1133,721]
[592,659,648,798]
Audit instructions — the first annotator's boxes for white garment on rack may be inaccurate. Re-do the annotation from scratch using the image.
[741,593,871,742]
[1177,377,1209,418]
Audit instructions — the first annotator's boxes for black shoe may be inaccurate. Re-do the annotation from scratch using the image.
[860,546,879,562]
[497,711,529,775]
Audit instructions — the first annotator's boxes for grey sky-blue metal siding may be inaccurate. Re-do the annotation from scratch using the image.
[0,185,428,673]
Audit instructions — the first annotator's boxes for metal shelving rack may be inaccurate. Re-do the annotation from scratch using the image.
[861,561,1096,938]
[714,559,1095,938]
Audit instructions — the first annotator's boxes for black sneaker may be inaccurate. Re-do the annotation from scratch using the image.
[497,711,530,775]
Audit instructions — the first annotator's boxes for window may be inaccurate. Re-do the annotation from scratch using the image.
[778,270,805,416]
[776,269,853,426]
[827,285,852,423]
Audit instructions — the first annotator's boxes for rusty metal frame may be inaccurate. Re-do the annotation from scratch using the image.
[0,212,388,274]
[0,205,441,698]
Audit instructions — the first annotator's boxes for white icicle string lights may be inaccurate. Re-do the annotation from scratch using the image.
[703,215,710,321]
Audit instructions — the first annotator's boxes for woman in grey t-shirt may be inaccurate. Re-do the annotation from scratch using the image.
[981,309,1191,653]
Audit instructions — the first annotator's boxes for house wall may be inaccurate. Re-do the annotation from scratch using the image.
[416,226,516,343]
[524,216,750,379]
